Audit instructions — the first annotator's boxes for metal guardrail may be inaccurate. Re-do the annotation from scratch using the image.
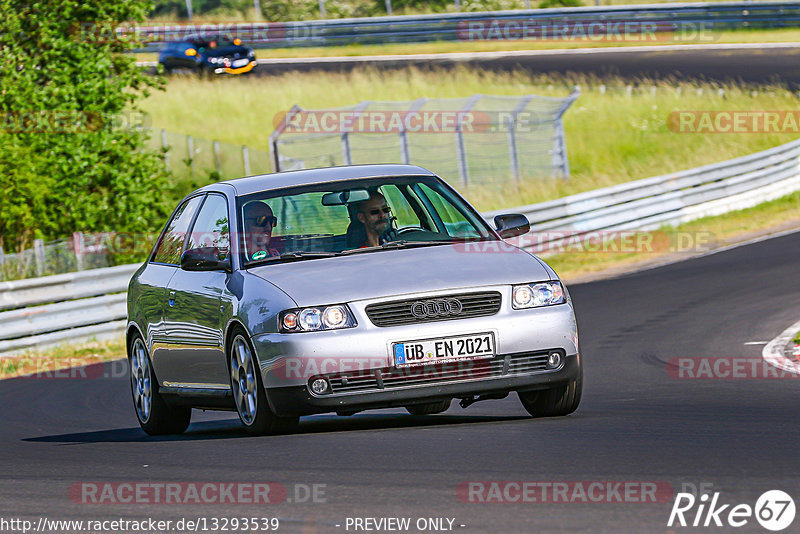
[1,137,798,354]
[483,138,800,251]
[133,2,800,52]
[0,264,138,312]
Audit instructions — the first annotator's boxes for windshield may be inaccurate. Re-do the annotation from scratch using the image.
[237,176,495,266]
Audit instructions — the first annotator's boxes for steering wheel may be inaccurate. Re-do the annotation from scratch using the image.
[396,226,425,236]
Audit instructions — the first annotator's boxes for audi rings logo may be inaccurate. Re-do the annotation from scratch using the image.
[410,298,463,319]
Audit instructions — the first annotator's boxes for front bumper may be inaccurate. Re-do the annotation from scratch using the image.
[251,284,579,416]
[267,353,580,416]
[219,60,256,74]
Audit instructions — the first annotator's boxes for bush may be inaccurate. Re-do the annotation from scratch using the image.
[0,0,172,262]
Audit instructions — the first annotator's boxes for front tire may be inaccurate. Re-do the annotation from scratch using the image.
[406,399,451,415]
[129,334,191,435]
[229,330,299,435]
[518,364,582,418]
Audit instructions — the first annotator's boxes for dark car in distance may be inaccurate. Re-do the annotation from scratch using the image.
[158,35,256,75]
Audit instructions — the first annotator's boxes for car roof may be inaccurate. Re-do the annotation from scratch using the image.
[200,164,438,197]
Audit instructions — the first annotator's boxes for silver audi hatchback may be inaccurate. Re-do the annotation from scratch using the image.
[126,165,582,435]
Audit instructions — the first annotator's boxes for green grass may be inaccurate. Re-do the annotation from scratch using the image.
[134,27,800,63]
[140,68,800,210]
[793,330,800,345]
[0,338,126,380]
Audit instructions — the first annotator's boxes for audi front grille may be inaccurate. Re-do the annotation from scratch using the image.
[313,351,554,395]
[365,291,502,327]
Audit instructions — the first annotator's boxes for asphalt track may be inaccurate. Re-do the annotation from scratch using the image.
[248,44,800,85]
[3,229,800,532]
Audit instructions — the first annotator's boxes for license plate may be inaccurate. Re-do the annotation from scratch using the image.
[232,58,249,67]
[393,333,495,368]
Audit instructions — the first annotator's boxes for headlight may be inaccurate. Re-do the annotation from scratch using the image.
[512,281,565,309]
[280,304,356,333]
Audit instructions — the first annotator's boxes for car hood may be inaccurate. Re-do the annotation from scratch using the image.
[247,243,551,306]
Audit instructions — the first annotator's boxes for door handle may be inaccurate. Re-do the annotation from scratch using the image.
[168,291,176,307]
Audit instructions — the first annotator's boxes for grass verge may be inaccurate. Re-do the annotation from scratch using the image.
[141,68,800,209]
[0,338,126,380]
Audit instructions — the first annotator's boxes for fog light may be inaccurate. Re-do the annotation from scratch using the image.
[547,352,563,369]
[310,378,329,395]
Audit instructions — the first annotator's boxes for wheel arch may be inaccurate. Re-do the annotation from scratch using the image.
[126,321,145,358]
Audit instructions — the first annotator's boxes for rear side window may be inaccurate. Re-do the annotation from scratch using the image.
[152,195,204,265]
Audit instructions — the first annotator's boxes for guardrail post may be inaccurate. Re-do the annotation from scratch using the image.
[213,140,221,173]
[318,0,326,18]
[507,95,534,183]
[161,129,169,168]
[385,0,392,15]
[34,239,45,277]
[73,232,85,271]
[454,0,460,11]
[551,87,581,179]
[187,135,195,174]
[456,95,481,187]
[242,145,251,175]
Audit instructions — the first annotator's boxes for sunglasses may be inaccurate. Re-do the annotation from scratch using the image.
[246,214,277,228]
[365,206,391,216]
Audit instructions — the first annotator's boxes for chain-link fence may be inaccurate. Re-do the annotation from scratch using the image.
[269,91,580,187]
[0,235,111,282]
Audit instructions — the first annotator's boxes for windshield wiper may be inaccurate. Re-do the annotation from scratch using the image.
[340,240,453,255]
[249,251,340,266]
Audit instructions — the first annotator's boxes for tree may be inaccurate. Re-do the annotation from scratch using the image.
[0,0,171,261]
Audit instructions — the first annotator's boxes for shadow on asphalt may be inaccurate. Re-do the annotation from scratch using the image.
[23,413,531,443]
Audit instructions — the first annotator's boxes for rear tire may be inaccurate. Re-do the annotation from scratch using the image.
[128,334,191,436]
[229,329,299,436]
[518,364,582,418]
[406,399,451,415]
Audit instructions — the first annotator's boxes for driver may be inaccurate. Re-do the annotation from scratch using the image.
[355,191,394,247]
[243,201,279,261]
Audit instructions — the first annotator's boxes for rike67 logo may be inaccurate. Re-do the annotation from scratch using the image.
[668,490,796,531]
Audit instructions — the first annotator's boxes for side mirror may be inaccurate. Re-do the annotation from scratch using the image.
[181,247,231,272]
[494,214,530,239]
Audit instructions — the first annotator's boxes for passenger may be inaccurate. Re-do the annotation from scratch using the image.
[243,201,279,260]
